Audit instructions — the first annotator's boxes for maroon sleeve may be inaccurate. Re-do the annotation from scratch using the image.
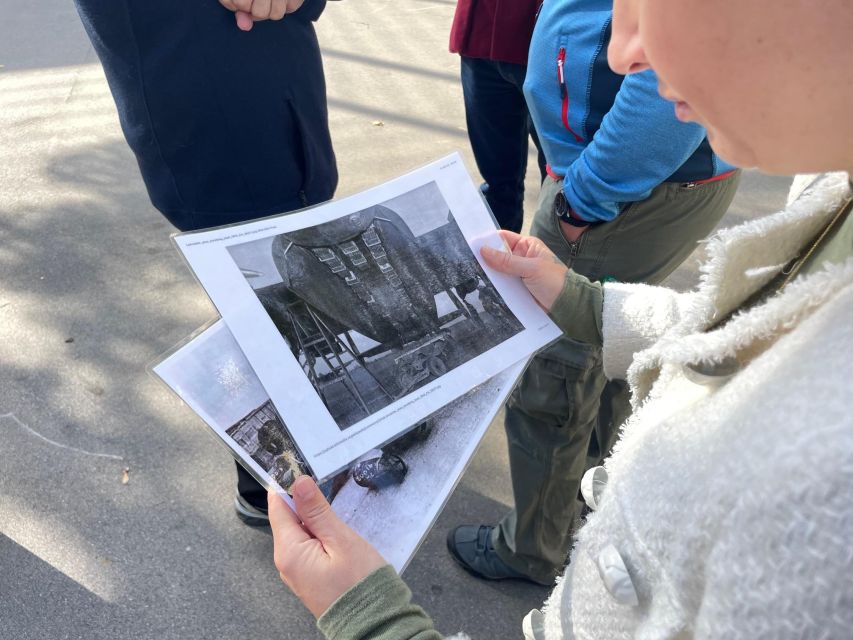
[449,0,541,66]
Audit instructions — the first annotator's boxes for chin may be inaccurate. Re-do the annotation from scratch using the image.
[705,129,759,171]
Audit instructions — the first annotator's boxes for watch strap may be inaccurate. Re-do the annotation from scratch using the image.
[554,191,590,228]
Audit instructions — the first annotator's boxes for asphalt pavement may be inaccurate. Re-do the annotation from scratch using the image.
[0,2,792,639]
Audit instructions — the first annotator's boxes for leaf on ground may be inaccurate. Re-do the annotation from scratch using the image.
[121,468,130,485]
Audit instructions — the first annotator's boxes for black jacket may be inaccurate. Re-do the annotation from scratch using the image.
[74,0,338,231]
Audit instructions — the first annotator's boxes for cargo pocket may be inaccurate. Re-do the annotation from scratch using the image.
[508,338,601,431]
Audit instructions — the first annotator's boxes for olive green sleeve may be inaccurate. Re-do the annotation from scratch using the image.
[317,565,444,640]
[548,270,604,347]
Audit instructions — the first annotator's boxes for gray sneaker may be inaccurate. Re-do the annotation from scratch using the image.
[234,493,270,527]
[446,525,551,586]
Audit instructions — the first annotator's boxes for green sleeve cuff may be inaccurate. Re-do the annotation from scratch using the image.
[317,565,443,640]
[548,270,604,347]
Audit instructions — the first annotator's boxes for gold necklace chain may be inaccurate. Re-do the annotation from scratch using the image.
[779,194,853,291]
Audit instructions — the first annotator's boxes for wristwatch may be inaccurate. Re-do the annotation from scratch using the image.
[554,190,589,228]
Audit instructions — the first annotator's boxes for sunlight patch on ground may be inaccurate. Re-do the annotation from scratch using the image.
[0,493,121,602]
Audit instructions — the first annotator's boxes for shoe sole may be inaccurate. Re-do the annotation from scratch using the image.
[234,497,271,528]
[236,512,271,528]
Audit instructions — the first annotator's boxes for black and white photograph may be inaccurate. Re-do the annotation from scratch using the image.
[150,319,312,491]
[224,401,310,493]
[227,181,523,430]
[153,320,526,571]
[173,154,561,480]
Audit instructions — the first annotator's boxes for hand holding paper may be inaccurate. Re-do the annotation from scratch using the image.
[481,230,569,312]
[218,0,304,31]
[269,477,386,618]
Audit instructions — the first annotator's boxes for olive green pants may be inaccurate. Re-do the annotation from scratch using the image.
[493,171,741,583]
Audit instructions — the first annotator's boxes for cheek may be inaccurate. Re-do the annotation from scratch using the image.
[638,2,784,169]
[640,2,705,80]
[676,99,763,171]
[640,2,734,109]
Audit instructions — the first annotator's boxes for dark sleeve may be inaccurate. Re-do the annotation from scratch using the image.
[318,566,445,640]
[294,0,328,22]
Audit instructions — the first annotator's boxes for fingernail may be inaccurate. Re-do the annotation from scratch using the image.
[292,477,313,502]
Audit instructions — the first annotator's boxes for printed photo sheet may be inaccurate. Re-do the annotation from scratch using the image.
[153,320,527,571]
[173,154,561,479]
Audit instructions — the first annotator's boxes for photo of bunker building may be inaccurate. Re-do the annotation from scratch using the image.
[232,183,523,430]
[226,401,310,492]
[225,399,437,499]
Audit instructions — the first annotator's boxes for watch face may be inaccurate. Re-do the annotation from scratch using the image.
[554,191,569,217]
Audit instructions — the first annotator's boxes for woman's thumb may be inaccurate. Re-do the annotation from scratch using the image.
[480,245,538,279]
[291,476,343,542]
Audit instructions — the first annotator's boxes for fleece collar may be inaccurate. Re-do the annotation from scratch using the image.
[628,172,853,404]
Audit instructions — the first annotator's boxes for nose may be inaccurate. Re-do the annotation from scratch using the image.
[608,2,651,75]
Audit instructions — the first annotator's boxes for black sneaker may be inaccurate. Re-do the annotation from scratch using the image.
[446,525,551,586]
[234,493,270,527]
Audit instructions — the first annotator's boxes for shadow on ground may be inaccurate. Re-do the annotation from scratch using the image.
[1,138,548,640]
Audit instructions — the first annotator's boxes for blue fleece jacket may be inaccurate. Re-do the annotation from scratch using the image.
[524,0,736,223]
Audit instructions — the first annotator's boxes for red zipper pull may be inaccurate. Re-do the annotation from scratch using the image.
[557,46,583,143]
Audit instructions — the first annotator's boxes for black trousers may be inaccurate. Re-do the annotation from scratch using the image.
[461,56,546,233]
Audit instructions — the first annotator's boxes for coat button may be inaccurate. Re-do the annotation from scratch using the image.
[683,355,741,386]
[522,608,546,640]
[580,465,608,511]
[596,544,639,606]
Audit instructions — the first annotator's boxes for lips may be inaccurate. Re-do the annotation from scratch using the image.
[657,82,695,123]
[673,101,693,122]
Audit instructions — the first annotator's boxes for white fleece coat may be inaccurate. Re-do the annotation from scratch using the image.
[526,173,853,639]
